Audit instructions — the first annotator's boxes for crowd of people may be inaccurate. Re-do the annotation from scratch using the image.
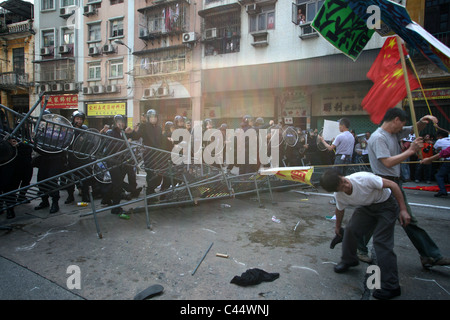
[1,109,449,219]
[320,108,450,300]
[1,107,449,301]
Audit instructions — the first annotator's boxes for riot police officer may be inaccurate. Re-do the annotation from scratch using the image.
[128,109,163,198]
[65,110,90,204]
[34,110,65,214]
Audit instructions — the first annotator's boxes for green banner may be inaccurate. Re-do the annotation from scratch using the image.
[312,0,375,61]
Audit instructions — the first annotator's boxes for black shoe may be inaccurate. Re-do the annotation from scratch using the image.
[6,208,15,219]
[35,201,50,210]
[130,187,142,198]
[373,287,401,300]
[434,192,448,197]
[330,228,344,249]
[50,202,59,214]
[65,195,75,204]
[111,207,123,215]
[334,260,359,273]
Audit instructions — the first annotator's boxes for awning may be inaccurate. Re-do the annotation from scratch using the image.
[198,3,241,17]
[202,49,379,93]
[133,45,186,56]
[0,0,33,19]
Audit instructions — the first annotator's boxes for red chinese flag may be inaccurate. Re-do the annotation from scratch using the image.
[367,36,408,82]
[362,63,420,124]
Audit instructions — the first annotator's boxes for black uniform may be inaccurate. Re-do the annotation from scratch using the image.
[104,126,129,214]
[65,124,90,203]
[130,122,163,195]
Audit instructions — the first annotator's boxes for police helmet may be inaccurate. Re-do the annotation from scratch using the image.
[242,115,253,124]
[72,110,86,122]
[114,114,126,125]
[164,121,174,132]
[174,115,184,127]
[146,109,157,122]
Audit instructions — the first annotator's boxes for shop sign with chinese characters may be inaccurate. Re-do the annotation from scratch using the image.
[43,95,79,109]
[87,102,126,117]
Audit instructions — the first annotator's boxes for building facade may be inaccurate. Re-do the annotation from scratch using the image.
[0,0,35,115]
[26,0,450,134]
[133,0,202,127]
[81,0,135,129]
[32,0,82,120]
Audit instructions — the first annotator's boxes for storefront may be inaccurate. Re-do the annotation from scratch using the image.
[85,100,128,130]
[201,50,379,131]
[43,94,79,120]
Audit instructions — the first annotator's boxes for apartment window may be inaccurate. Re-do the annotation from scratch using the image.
[110,19,124,38]
[293,0,325,24]
[109,59,123,78]
[88,23,101,41]
[203,9,241,56]
[88,62,101,80]
[42,30,55,47]
[41,0,55,10]
[61,0,75,7]
[111,0,124,4]
[62,27,74,45]
[249,5,275,32]
[13,48,25,74]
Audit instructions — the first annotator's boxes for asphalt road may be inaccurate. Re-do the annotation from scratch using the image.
[0,177,449,302]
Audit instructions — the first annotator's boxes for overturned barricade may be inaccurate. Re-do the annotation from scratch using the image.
[0,95,311,237]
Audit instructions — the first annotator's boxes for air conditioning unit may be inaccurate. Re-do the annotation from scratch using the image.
[64,83,76,91]
[182,32,196,43]
[88,46,100,56]
[246,3,261,15]
[204,28,217,40]
[103,44,115,54]
[143,88,154,98]
[40,47,52,56]
[93,85,105,94]
[106,84,118,93]
[83,86,93,95]
[139,28,148,38]
[157,87,169,96]
[51,83,63,91]
[60,6,75,18]
[40,84,51,92]
[83,4,95,16]
[59,45,70,54]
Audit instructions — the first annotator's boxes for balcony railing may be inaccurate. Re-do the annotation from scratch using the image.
[433,31,449,47]
[134,56,186,77]
[0,72,31,87]
[0,20,33,35]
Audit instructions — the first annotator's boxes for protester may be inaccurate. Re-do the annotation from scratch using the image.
[430,130,450,197]
[414,133,434,184]
[367,108,450,268]
[320,169,410,300]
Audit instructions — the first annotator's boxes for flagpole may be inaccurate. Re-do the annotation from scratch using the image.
[395,35,422,159]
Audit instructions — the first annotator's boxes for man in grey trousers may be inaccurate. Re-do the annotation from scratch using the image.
[320,169,410,300]
[367,108,450,268]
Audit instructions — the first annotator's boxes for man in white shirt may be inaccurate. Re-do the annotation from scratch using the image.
[433,130,450,197]
[320,169,410,300]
